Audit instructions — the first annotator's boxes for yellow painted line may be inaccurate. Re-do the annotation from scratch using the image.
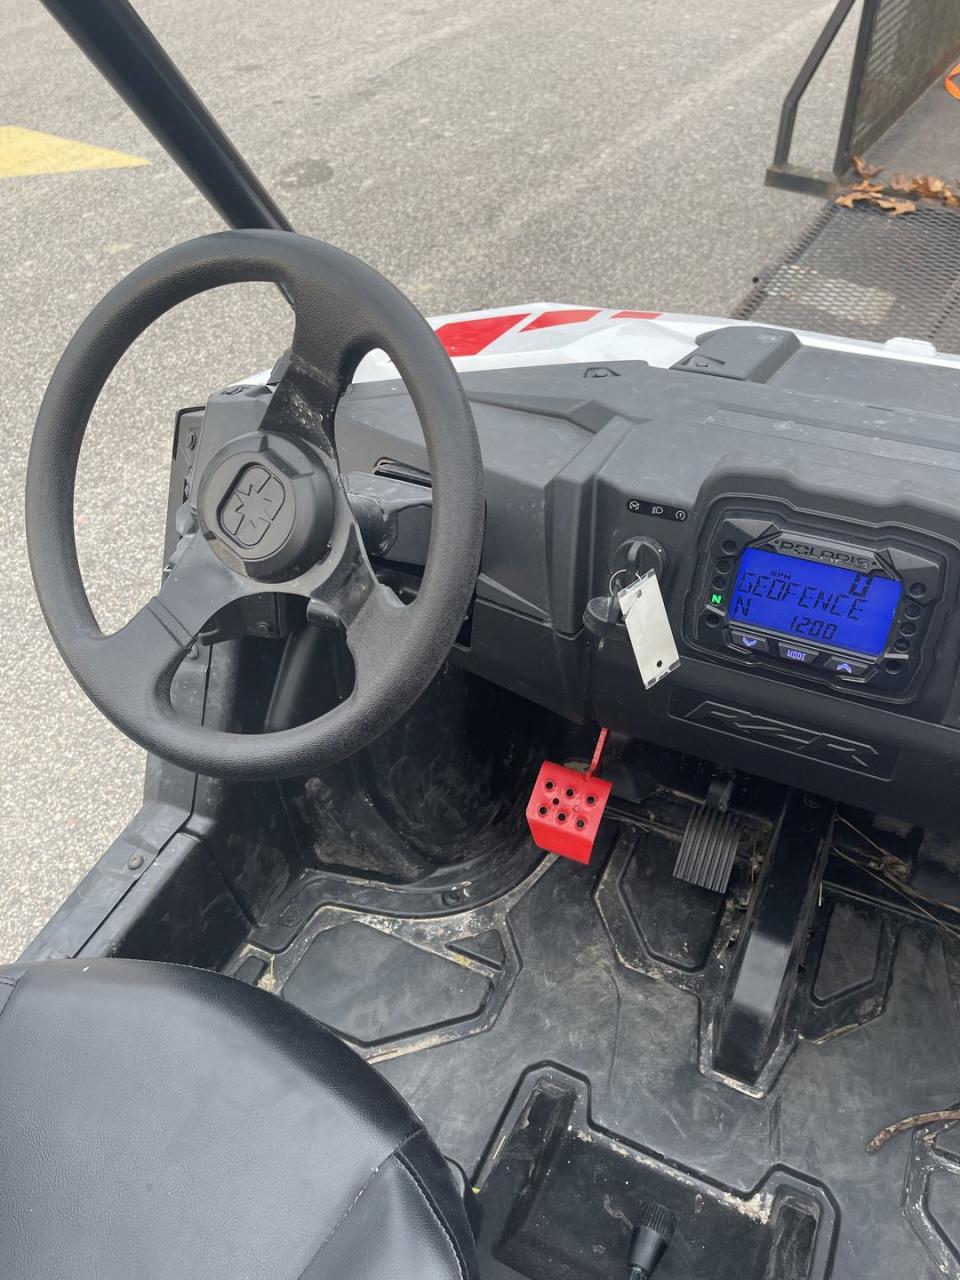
[0,126,147,178]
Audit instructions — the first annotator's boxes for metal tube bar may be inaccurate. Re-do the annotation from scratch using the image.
[832,0,882,179]
[772,0,857,168]
[39,0,293,232]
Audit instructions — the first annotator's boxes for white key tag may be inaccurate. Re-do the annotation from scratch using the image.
[616,570,681,690]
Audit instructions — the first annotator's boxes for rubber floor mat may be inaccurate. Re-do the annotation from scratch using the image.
[229,821,960,1279]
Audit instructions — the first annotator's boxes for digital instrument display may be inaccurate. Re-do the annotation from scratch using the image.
[729,547,901,657]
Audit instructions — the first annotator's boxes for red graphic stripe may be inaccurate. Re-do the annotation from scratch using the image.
[522,308,600,331]
[611,310,661,319]
[434,313,529,356]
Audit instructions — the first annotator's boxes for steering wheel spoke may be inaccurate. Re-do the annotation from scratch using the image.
[85,533,258,716]
[155,531,258,640]
[257,353,343,458]
[301,519,414,679]
[345,577,418,695]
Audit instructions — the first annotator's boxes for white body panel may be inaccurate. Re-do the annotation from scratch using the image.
[246,304,960,385]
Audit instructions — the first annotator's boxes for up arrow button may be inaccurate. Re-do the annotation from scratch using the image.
[823,655,870,677]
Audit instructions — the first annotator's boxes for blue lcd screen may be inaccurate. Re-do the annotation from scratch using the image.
[729,547,901,657]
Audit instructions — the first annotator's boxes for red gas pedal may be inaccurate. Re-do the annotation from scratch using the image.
[525,729,612,864]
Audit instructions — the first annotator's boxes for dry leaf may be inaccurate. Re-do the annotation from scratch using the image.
[852,154,883,179]
[835,190,880,208]
[882,172,960,204]
[922,176,960,206]
[834,189,916,215]
[836,160,954,214]
[875,197,917,216]
[913,175,948,198]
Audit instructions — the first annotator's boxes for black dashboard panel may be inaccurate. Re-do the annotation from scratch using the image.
[329,328,960,827]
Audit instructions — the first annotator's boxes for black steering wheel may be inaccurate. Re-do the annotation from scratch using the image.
[25,230,484,779]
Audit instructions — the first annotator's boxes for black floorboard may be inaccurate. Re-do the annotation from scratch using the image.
[229,830,960,1279]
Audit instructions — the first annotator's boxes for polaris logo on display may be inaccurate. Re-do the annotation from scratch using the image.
[768,536,876,572]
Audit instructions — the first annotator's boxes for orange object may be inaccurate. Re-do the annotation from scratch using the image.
[945,61,960,99]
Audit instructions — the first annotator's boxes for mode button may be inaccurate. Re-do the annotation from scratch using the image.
[778,642,820,665]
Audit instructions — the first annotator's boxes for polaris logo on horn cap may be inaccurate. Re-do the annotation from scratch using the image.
[219,464,287,548]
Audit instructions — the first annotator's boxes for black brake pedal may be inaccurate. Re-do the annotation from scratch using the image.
[673,771,742,894]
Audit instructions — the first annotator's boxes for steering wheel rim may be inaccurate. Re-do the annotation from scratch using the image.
[25,229,484,780]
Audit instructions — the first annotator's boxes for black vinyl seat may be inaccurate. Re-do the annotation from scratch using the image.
[0,958,478,1280]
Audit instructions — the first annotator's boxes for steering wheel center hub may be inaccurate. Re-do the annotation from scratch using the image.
[197,429,336,582]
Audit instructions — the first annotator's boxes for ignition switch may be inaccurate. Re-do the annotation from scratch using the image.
[611,536,666,580]
[583,538,667,646]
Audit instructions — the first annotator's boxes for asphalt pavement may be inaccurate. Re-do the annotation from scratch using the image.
[0,0,855,959]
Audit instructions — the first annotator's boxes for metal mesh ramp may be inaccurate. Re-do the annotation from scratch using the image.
[735,203,960,352]
[840,0,960,173]
[768,0,960,195]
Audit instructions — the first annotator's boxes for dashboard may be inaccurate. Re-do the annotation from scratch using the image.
[196,324,960,828]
